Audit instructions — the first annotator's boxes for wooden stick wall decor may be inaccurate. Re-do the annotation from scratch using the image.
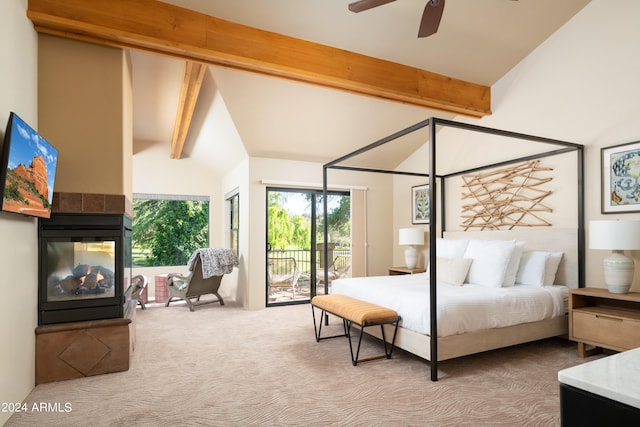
[460,160,553,230]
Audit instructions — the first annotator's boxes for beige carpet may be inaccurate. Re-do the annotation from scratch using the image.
[7,299,601,426]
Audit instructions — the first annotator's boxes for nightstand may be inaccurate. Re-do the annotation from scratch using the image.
[388,267,426,275]
[568,287,640,357]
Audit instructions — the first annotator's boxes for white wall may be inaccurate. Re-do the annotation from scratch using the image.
[0,1,38,424]
[221,158,249,305]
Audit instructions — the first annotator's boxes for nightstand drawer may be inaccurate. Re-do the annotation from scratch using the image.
[573,310,640,351]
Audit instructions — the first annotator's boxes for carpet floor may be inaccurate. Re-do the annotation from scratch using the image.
[6,299,601,426]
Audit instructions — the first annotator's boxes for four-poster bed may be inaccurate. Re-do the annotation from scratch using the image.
[321,117,585,381]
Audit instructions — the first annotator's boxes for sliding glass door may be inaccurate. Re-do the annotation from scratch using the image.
[266,187,350,306]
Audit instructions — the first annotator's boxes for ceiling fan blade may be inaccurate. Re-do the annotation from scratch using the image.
[348,0,396,13]
[418,0,445,38]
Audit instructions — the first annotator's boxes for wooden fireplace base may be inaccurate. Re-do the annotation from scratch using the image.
[35,301,136,384]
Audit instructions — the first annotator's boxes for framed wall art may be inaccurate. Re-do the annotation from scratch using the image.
[412,184,430,224]
[601,140,640,213]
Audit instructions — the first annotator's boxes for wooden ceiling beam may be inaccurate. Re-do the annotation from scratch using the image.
[27,0,491,117]
[171,61,207,159]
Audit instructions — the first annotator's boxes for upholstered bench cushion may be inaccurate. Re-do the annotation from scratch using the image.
[311,294,398,326]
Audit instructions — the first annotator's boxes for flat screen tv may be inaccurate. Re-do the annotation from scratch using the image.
[0,112,58,219]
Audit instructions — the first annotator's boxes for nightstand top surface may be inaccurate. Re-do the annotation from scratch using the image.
[570,287,640,302]
[559,347,640,409]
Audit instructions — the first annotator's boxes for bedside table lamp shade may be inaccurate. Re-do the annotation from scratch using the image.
[399,228,424,269]
[589,220,640,294]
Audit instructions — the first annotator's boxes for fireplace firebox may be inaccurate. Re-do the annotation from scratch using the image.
[38,213,132,325]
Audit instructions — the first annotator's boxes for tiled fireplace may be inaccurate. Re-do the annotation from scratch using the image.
[35,193,136,384]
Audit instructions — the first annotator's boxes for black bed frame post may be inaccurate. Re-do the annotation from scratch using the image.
[322,165,330,324]
[428,118,439,381]
[577,146,585,288]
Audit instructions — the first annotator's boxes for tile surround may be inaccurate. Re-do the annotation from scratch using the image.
[51,192,132,217]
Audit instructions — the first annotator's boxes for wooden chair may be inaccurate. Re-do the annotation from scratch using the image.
[166,253,225,311]
[130,274,148,309]
[317,255,351,285]
[268,257,302,299]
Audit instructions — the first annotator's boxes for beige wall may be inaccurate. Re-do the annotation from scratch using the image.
[38,35,130,197]
[122,51,134,198]
[0,1,38,424]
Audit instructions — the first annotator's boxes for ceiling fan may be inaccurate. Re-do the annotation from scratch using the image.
[349,0,520,38]
[348,0,446,38]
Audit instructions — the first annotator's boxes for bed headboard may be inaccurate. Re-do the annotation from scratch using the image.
[443,228,579,288]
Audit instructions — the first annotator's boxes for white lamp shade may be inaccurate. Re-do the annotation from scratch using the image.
[399,228,424,246]
[589,220,640,250]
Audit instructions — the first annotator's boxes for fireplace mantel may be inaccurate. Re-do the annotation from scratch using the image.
[51,192,132,217]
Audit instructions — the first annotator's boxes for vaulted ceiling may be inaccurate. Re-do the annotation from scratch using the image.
[29,0,592,174]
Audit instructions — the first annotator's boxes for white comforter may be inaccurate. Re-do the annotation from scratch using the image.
[331,273,568,337]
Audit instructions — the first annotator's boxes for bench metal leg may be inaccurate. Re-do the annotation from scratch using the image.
[312,304,400,366]
[312,305,348,342]
[345,320,400,366]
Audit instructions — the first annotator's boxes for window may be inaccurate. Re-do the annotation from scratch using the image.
[226,190,239,256]
[132,193,210,267]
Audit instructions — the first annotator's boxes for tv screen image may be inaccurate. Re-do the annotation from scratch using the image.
[0,112,58,218]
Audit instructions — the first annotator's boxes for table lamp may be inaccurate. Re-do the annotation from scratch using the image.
[589,220,640,294]
[399,228,424,269]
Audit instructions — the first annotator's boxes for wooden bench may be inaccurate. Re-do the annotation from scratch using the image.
[311,294,400,365]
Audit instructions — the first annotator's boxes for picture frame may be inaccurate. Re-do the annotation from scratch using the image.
[412,184,430,224]
[601,140,640,213]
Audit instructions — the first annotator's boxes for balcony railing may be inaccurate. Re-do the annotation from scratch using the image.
[267,249,351,303]
[267,249,351,276]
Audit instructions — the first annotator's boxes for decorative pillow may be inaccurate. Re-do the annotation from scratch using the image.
[436,239,469,259]
[502,241,525,287]
[515,251,550,286]
[463,239,516,288]
[434,257,473,286]
[544,252,563,286]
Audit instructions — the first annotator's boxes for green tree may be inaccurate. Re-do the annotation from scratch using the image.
[267,201,293,250]
[290,215,311,249]
[317,195,350,246]
[267,192,312,250]
[133,199,209,266]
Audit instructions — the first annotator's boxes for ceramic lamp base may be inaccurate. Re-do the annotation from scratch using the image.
[404,246,418,270]
[603,250,634,294]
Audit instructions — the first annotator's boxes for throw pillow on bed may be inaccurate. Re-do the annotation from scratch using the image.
[435,238,469,258]
[515,251,549,286]
[544,252,563,285]
[463,239,516,288]
[502,241,525,287]
[515,251,563,286]
[432,257,473,286]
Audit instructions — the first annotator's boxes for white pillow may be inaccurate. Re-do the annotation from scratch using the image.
[502,241,525,287]
[544,252,563,286]
[515,251,550,286]
[433,257,473,286]
[436,239,469,259]
[463,240,516,288]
